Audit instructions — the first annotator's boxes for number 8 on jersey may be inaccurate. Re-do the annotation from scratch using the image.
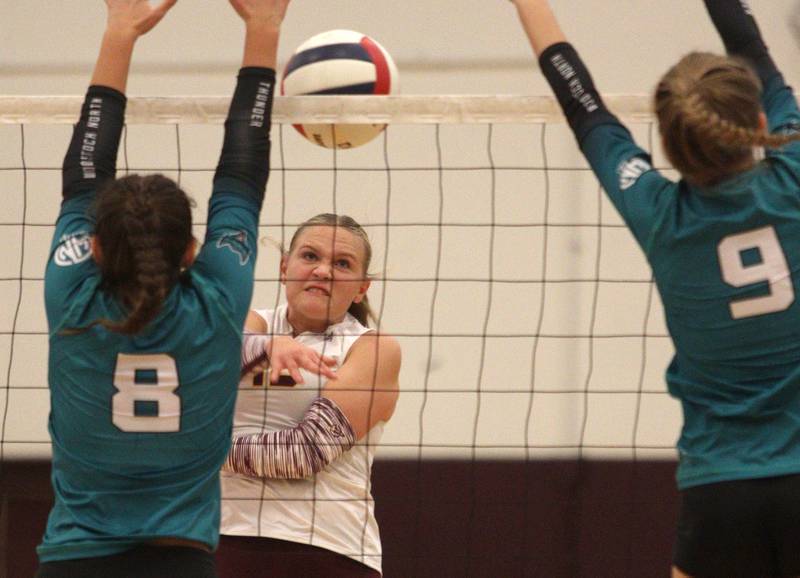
[112,353,181,432]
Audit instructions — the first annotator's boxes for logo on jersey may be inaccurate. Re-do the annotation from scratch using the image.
[217,230,252,265]
[54,231,92,266]
[617,156,652,191]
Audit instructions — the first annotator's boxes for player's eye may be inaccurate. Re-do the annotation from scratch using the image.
[301,250,318,261]
[335,259,351,269]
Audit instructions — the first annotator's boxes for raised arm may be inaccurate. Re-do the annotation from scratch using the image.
[92,0,177,92]
[510,0,670,251]
[511,0,617,145]
[213,0,289,198]
[512,0,565,57]
[195,0,291,319]
[701,0,798,133]
[63,0,176,201]
[229,0,289,69]
[702,0,777,87]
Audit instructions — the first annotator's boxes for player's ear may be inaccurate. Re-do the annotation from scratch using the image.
[181,238,198,269]
[279,253,288,285]
[353,277,371,304]
[91,236,103,265]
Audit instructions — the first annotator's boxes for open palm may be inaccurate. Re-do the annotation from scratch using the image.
[229,0,291,27]
[105,0,177,37]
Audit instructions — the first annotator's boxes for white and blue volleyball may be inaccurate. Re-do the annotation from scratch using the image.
[282,29,399,149]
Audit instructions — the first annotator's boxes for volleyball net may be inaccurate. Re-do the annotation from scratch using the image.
[0,94,680,463]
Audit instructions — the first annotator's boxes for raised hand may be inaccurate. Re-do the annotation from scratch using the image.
[105,0,178,39]
[228,0,291,29]
[91,0,177,93]
[230,0,290,68]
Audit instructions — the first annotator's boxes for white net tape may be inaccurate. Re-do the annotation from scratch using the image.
[0,94,653,124]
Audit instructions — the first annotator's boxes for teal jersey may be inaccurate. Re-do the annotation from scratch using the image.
[38,178,260,561]
[580,74,800,489]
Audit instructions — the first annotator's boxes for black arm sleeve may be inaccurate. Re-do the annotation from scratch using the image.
[62,85,126,201]
[702,0,779,85]
[538,42,620,145]
[213,67,276,204]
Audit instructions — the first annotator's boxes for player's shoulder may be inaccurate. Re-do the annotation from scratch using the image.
[167,272,246,334]
[350,332,401,366]
[245,309,268,332]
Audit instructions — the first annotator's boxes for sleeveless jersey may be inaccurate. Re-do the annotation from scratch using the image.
[220,304,384,573]
[39,179,260,562]
[578,72,800,489]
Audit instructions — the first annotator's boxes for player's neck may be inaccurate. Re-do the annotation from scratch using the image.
[286,308,342,336]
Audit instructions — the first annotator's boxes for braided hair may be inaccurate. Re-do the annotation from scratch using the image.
[655,52,800,187]
[90,174,194,335]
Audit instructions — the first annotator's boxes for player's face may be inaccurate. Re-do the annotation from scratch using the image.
[281,226,370,333]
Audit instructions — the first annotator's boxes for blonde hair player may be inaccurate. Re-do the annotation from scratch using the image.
[509,0,800,576]
[217,214,401,578]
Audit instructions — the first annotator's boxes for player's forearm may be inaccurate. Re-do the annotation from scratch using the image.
[62,86,126,200]
[512,0,567,58]
[702,0,778,84]
[242,22,281,69]
[90,30,137,94]
[213,67,276,203]
[224,398,356,479]
[703,0,765,54]
[538,42,619,145]
[511,0,618,144]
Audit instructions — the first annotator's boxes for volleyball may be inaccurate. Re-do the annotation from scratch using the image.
[281,29,399,149]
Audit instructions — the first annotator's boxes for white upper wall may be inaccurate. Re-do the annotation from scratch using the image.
[2,0,799,95]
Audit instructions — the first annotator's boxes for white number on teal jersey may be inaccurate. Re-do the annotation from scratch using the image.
[112,353,181,432]
[717,225,794,319]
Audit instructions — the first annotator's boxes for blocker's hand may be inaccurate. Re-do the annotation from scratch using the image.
[104,0,178,39]
[229,0,291,29]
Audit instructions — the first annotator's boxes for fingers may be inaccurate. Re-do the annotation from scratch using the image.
[297,352,337,380]
[154,0,178,17]
[228,0,245,19]
[269,358,305,383]
[287,360,304,385]
[106,0,177,37]
[229,0,291,25]
[270,361,303,385]
[315,357,338,380]
[263,337,340,384]
[147,0,177,28]
[266,355,337,383]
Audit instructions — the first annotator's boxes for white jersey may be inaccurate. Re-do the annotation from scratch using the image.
[221,304,384,573]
